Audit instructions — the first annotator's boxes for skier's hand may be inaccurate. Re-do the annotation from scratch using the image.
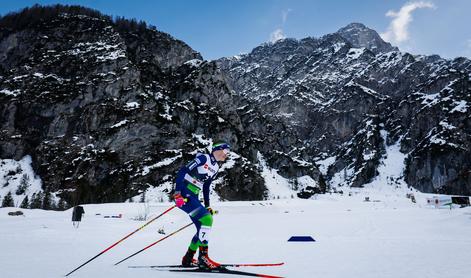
[173,193,186,208]
[206,207,215,215]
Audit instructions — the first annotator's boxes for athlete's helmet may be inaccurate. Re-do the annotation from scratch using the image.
[212,142,231,152]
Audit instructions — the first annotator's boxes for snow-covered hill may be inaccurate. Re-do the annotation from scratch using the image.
[1,191,470,278]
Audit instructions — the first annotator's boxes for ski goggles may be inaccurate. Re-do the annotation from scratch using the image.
[212,142,231,152]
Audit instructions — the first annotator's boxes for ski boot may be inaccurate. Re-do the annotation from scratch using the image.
[198,246,221,269]
[181,248,197,267]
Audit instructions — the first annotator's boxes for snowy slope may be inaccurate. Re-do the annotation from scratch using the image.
[361,130,408,192]
[0,155,44,206]
[1,193,471,278]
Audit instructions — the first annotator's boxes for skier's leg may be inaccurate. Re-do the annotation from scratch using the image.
[181,215,202,266]
[197,213,213,246]
[178,195,218,268]
[191,211,220,269]
[180,197,205,266]
[189,218,201,251]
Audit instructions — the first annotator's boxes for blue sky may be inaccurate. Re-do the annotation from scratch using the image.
[1,0,470,60]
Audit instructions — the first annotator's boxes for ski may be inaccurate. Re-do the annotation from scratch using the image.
[129,262,284,268]
[154,267,284,278]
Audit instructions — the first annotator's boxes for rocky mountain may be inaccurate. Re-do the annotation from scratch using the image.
[1,6,469,209]
[0,5,324,208]
[336,23,398,54]
[217,23,471,196]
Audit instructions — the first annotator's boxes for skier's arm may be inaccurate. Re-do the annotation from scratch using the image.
[203,179,211,208]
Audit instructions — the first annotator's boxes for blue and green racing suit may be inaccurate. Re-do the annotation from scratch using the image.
[175,153,220,251]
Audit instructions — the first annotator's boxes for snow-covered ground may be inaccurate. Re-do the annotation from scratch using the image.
[2,132,470,277]
[2,190,471,278]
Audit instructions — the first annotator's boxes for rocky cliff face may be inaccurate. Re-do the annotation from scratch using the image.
[1,7,469,209]
[0,5,325,207]
[336,23,398,54]
[217,23,471,196]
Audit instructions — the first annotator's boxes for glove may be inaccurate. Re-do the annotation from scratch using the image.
[206,207,215,215]
[173,193,186,208]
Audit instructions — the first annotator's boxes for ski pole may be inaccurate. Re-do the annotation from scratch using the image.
[65,205,177,276]
[114,222,193,265]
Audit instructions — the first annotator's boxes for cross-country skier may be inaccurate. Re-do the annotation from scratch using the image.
[173,142,231,269]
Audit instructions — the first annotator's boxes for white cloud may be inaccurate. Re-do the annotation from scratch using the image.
[282,9,293,24]
[269,9,292,43]
[270,28,285,43]
[381,1,436,45]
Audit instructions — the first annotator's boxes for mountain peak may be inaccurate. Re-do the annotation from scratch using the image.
[339,23,369,32]
[336,22,397,53]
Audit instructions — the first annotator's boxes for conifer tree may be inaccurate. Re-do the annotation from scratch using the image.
[42,191,53,210]
[2,192,15,207]
[30,192,43,209]
[20,195,29,209]
[16,174,30,195]
[57,198,67,211]
[140,191,146,203]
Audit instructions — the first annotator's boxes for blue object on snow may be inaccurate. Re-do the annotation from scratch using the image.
[288,236,316,242]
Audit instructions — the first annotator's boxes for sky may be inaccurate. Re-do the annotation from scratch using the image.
[1,0,470,60]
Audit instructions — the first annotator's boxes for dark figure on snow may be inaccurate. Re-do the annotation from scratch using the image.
[72,205,85,228]
[173,142,230,269]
